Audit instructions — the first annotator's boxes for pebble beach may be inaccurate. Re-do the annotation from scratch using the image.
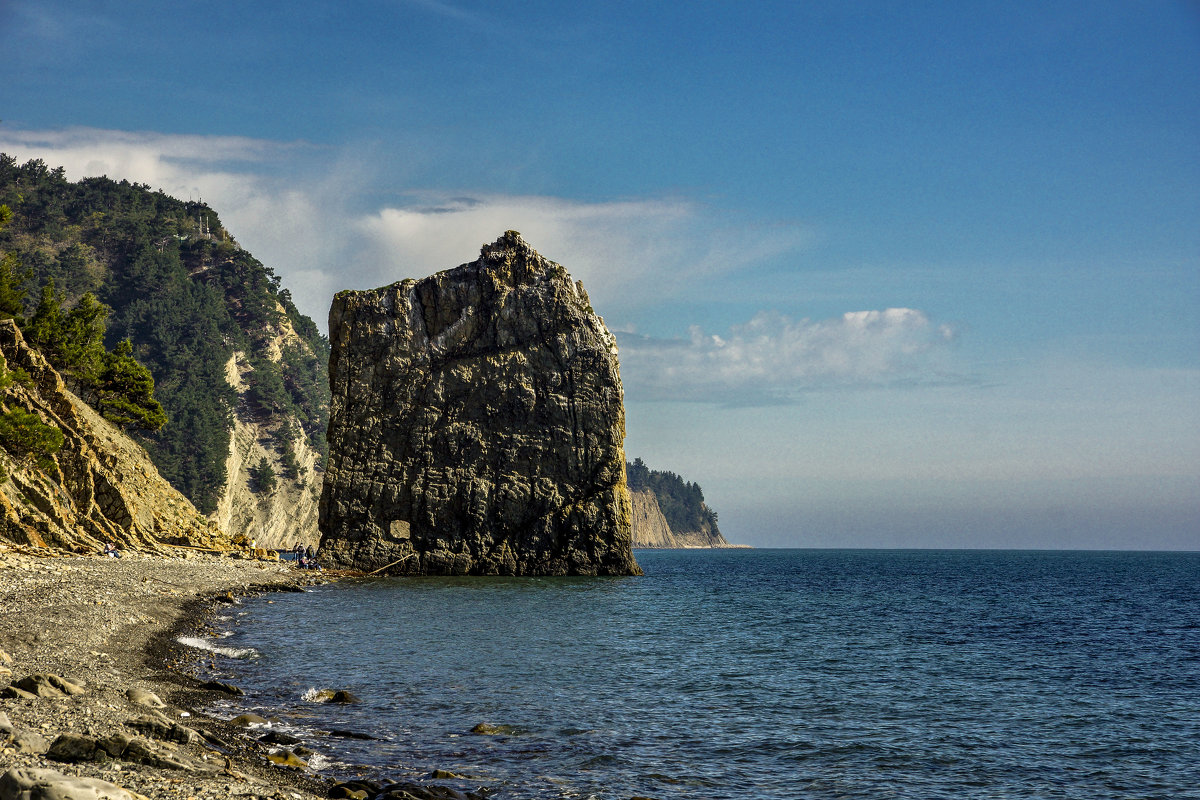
[0,543,333,800]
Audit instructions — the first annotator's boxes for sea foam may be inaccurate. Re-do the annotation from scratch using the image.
[176,636,259,660]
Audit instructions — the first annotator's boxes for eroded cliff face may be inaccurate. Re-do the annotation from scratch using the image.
[319,231,641,576]
[629,487,732,548]
[0,322,232,553]
[211,352,321,550]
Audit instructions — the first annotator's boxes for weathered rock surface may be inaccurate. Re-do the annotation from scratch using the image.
[211,348,323,551]
[0,767,138,800]
[320,231,641,576]
[0,322,233,554]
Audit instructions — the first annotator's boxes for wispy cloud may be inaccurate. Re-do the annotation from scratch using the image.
[619,308,960,404]
[355,192,807,312]
[0,126,811,334]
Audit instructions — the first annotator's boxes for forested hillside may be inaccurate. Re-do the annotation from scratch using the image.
[625,457,725,545]
[0,156,329,525]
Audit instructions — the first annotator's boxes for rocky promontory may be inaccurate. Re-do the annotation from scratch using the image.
[319,231,641,576]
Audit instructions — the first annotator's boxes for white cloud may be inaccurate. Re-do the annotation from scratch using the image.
[355,192,762,303]
[0,127,810,332]
[619,308,960,403]
[0,127,369,326]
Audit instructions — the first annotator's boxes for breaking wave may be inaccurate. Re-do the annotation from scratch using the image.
[176,636,259,660]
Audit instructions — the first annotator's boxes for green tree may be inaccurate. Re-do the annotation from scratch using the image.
[59,292,110,392]
[0,205,30,320]
[24,281,110,396]
[0,404,64,472]
[249,457,276,494]
[96,339,168,431]
[24,279,63,357]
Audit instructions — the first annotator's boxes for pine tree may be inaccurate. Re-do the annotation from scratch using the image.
[96,339,168,431]
[24,279,63,359]
[59,292,110,393]
[0,205,30,320]
[249,457,276,493]
[0,403,64,472]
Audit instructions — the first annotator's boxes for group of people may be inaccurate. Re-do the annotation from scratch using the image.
[291,543,322,570]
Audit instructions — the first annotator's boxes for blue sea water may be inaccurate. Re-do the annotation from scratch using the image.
[197,549,1200,799]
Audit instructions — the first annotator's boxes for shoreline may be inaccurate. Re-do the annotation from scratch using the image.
[0,544,335,800]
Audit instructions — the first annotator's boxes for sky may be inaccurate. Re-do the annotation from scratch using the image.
[1,0,1197,549]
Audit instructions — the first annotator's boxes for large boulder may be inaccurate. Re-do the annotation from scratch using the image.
[319,232,641,576]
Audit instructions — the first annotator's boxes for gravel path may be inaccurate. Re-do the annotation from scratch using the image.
[0,543,332,800]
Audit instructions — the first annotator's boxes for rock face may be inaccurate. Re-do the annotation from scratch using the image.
[0,322,231,553]
[319,231,641,576]
[629,486,732,548]
[211,351,322,551]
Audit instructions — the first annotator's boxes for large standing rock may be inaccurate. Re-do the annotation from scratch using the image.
[319,232,641,576]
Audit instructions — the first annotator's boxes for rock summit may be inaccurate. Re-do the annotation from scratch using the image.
[319,232,641,576]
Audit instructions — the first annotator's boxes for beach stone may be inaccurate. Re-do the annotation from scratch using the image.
[48,733,196,772]
[0,649,12,665]
[0,686,36,701]
[125,714,199,745]
[326,728,375,740]
[198,680,243,695]
[13,674,85,698]
[230,713,270,727]
[125,688,164,708]
[264,749,307,769]
[46,733,107,763]
[319,231,641,577]
[331,780,383,797]
[0,712,48,755]
[1,730,48,756]
[377,783,473,800]
[328,788,369,800]
[330,690,360,704]
[258,730,301,746]
[0,767,137,800]
[118,737,194,771]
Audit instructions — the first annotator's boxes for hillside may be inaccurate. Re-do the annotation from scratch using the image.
[0,156,328,547]
[626,458,731,548]
[0,320,236,552]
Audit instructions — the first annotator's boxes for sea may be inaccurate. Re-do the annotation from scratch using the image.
[186,549,1200,800]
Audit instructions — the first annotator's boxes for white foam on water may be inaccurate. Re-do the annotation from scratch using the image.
[300,687,330,703]
[306,752,334,771]
[176,636,259,660]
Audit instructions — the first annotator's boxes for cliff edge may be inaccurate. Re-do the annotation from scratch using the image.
[319,232,641,576]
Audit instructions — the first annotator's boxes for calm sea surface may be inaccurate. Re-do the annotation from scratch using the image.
[196,549,1200,799]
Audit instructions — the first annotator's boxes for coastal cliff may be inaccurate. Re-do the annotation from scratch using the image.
[626,457,732,547]
[0,157,329,548]
[210,350,322,550]
[319,231,641,576]
[0,321,231,552]
[629,486,731,548]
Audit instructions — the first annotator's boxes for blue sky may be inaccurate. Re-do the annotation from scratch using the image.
[2,0,1197,548]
